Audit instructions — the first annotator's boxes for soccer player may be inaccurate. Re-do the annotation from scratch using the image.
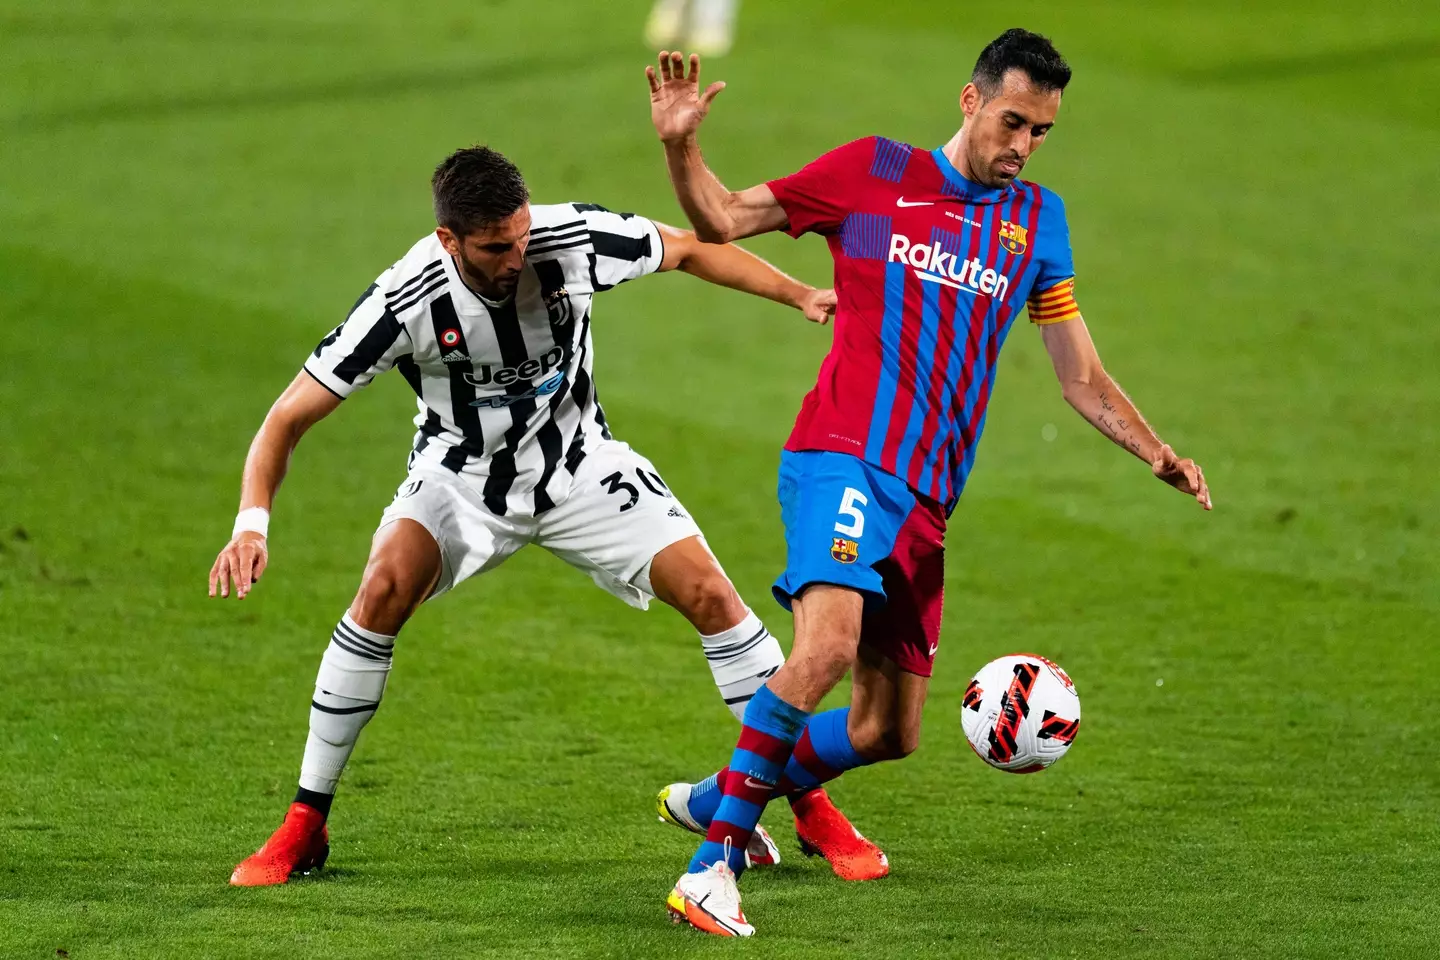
[646,30,1212,936]
[210,145,863,886]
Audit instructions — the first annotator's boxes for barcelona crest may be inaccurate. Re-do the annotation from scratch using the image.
[831,537,859,564]
[998,220,1028,255]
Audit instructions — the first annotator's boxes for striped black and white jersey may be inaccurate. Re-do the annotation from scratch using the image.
[304,202,664,517]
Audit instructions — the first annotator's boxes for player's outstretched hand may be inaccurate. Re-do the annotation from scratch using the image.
[1151,444,1212,511]
[208,531,269,599]
[646,51,725,143]
[800,287,838,325]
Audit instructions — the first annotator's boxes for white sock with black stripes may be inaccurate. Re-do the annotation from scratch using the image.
[700,609,786,721]
[297,615,395,798]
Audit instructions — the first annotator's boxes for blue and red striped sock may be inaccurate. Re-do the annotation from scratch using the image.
[686,708,873,829]
[686,767,727,825]
[776,707,870,795]
[688,685,809,875]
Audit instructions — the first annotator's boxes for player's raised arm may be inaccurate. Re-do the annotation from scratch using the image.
[646,51,788,242]
[1039,317,1212,510]
[653,221,836,323]
[208,373,342,599]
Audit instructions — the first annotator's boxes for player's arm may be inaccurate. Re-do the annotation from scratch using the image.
[209,373,342,599]
[646,52,788,242]
[654,222,836,323]
[1039,317,1212,510]
[208,277,412,599]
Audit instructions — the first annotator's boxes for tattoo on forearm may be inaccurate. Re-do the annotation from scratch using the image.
[1096,395,1143,456]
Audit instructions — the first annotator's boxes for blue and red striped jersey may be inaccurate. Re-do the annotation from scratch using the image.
[768,136,1081,511]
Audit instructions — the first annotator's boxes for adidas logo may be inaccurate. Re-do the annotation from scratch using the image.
[667,505,687,519]
[440,349,470,363]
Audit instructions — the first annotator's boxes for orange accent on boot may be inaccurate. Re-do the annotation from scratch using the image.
[792,788,889,881]
[682,899,743,937]
[230,802,330,887]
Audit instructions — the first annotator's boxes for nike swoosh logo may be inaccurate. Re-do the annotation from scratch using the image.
[896,197,934,207]
[742,777,772,790]
[912,269,966,290]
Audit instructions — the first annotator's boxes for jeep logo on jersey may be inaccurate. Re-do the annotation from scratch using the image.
[464,345,566,388]
[887,234,1010,301]
[470,369,564,408]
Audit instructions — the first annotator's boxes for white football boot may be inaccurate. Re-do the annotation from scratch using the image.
[666,846,754,937]
[656,781,780,867]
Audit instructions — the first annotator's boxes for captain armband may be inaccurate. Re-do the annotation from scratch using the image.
[1027,277,1082,325]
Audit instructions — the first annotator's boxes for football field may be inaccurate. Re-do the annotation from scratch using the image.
[3,1,1438,956]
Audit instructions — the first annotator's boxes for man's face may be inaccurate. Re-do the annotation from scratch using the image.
[960,70,1062,187]
[437,205,532,299]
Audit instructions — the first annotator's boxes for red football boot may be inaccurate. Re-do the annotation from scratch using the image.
[792,788,889,881]
[230,802,330,886]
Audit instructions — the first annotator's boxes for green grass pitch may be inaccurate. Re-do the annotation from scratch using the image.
[2,1,1438,956]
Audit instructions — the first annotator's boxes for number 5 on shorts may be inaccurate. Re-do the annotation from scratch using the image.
[834,487,867,539]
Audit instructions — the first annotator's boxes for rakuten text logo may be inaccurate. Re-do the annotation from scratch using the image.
[888,235,1009,301]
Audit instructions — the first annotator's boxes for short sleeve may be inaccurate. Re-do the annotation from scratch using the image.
[1027,191,1081,325]
[304,280,413,398]
[576,204,664,289]
[766,137,876,238]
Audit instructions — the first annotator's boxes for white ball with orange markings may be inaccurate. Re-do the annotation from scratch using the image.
[961,654,1081,773]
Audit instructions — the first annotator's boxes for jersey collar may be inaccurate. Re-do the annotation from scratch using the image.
[446,254,515,312]
[930,148,1019,204]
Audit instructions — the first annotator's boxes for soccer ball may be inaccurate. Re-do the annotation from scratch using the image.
[961,654,1081,773]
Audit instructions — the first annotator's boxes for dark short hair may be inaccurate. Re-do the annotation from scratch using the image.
[972,28,1071,97]
[431,145,529,236]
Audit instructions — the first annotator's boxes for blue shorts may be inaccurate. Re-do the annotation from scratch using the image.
[772,451,947,676]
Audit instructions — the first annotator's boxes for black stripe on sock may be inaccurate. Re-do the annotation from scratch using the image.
[330,633,389,662]
[335,619,394,651]
[294,785,334,817]
[332,627,392,661]
[310,699,378,715]
[704,627,770,661]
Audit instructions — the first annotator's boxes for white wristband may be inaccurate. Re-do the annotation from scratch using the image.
[233,507,270,539]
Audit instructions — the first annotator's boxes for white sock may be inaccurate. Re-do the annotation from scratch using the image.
[700,609,784,721]
[298,615,395,794]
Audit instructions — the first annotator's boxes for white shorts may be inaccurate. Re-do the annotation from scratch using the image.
[376,440,704,609]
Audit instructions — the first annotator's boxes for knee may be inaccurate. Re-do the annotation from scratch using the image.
[848,715,920,762]
[352,561,427,632]
[676,572,745,636]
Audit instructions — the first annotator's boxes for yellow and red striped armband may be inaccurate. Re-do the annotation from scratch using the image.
[1027,277,1081,325]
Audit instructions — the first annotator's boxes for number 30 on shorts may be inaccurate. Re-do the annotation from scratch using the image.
[601,468,672,513]
[834,487,867,539]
